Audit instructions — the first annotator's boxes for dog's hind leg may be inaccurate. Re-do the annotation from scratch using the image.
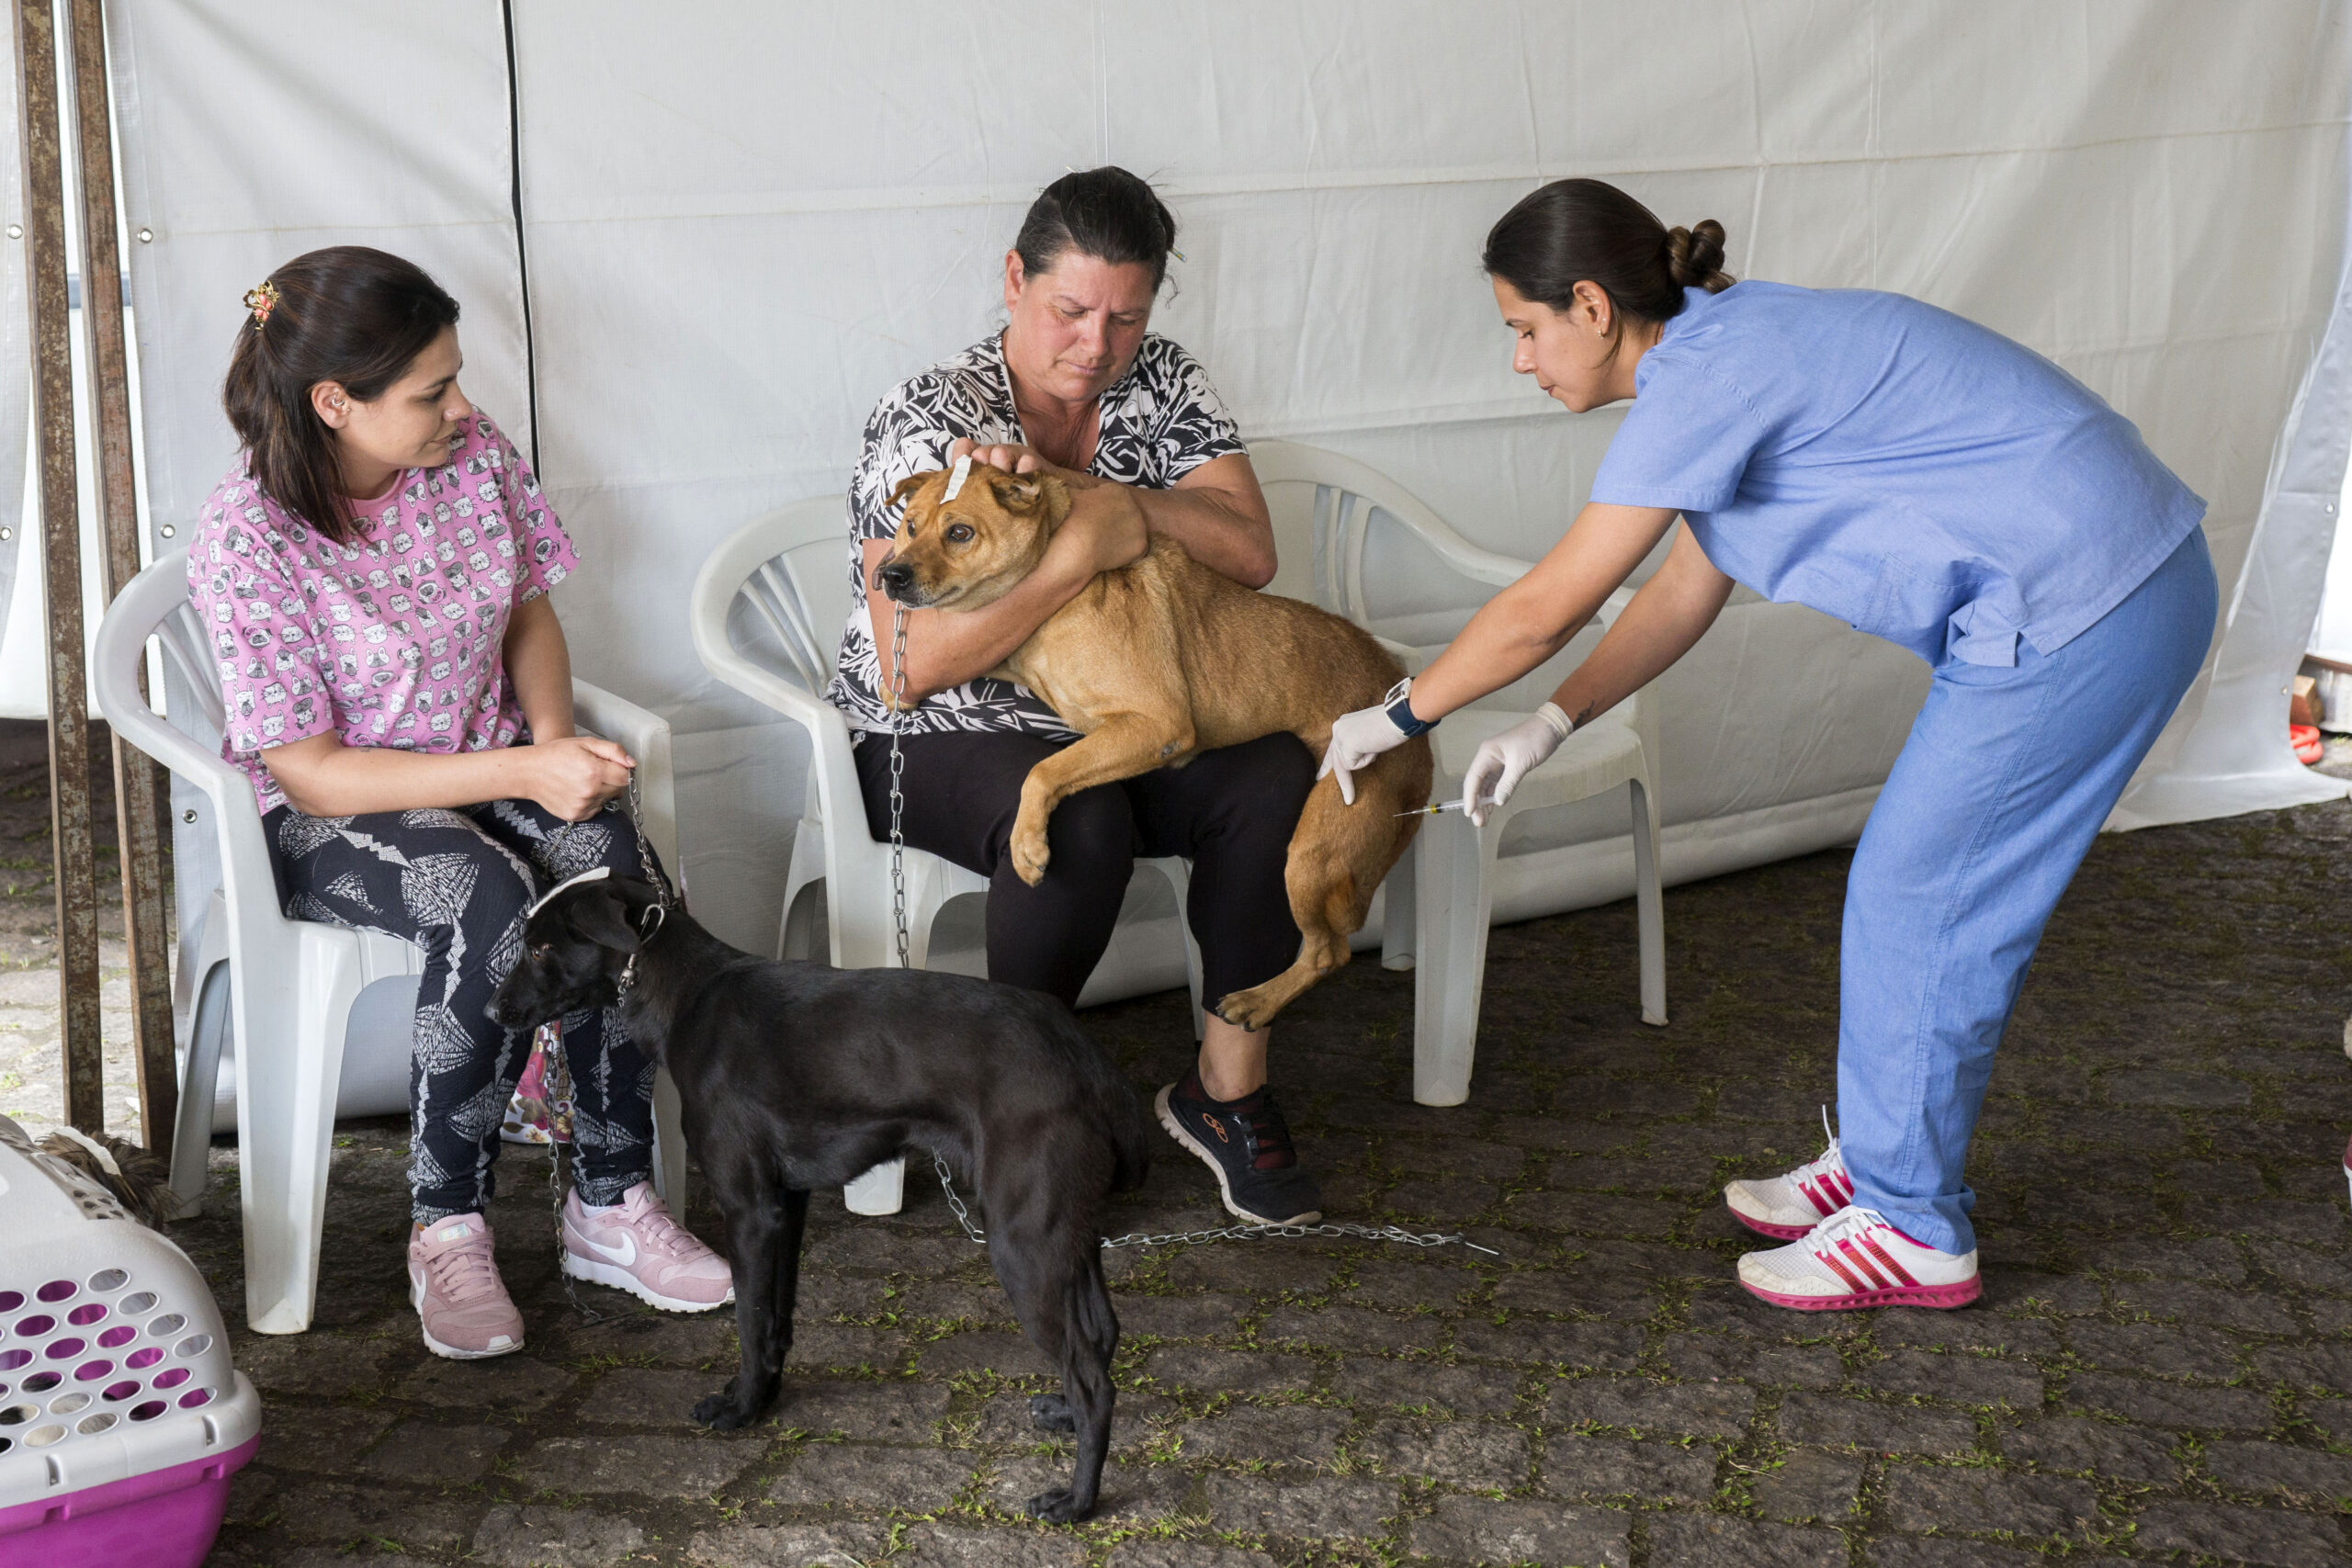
[692,1186,807,1430]
[991,1226,1118,1522]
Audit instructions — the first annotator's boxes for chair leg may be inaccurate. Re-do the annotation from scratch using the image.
[238,942,361,1334]
[166,960,231,1217]
[1631,776,1667,1027]
[1411,811,1502,1107]
[1380,849,1417,972]
[844,1157,906,1215]
[651,1066,690,1210]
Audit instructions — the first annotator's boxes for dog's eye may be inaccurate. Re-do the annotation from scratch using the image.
[945,523,974,543]
[529,943,550,961]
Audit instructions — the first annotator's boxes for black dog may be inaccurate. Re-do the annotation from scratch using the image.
[490,874,1149,1522]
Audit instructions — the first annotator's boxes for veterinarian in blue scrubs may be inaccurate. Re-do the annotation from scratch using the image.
[1323,179,2217,1313]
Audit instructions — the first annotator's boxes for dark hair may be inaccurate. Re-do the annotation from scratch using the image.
[222,245,460,544]
[1012,166,1180,290]
[1483,178,1733,333]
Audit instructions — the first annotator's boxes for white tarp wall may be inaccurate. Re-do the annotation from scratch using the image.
[85,2,2352,983]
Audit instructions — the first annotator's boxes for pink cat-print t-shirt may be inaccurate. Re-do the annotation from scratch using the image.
[187,410,578,815]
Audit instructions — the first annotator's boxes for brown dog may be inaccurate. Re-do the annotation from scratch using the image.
[874,465,1432,1028]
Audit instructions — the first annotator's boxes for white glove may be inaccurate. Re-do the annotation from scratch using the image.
[1463,703,1573,827]
[1318,682,1421,806]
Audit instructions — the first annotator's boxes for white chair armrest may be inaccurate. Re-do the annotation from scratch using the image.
[571,679,678,875]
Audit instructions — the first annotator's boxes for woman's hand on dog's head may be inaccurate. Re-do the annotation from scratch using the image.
[948,436,1046,477]
[519,734,635,822]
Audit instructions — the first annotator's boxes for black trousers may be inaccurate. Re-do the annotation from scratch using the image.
[854,729,1313,1010]
[264,797,658,1223]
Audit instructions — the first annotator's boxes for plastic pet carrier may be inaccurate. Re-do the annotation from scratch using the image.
[0,1115,259,1567]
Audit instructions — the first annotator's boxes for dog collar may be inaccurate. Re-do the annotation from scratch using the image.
[616,901,668,996]
[526,864,611,919]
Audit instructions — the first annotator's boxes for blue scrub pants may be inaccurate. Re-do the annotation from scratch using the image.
[1838,530,2218,1256]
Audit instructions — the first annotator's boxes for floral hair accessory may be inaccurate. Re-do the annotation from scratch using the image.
[243,279,280,327]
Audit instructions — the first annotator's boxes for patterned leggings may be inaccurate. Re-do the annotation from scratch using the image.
[264,797,659,1224]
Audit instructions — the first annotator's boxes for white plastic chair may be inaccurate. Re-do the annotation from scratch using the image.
[1250,442,1666,1107]
[93,549,690,1334]
[688,498,1207,1216]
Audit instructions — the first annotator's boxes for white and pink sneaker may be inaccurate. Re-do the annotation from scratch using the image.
[1724,1113,1856,1239]
[560,1182,734,1314]
[409,1213,526,1359]
[1737,1205,1981,1312]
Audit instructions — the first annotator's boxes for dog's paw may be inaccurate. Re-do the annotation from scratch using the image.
[690,1392,756,1430]
[1214,987,1281,1032]
[1024,1484,1091,1524]
[1009,827,1051,886]
[1028,1393,1078,1434]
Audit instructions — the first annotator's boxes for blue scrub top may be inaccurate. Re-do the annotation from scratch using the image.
[1588,282,2206,666]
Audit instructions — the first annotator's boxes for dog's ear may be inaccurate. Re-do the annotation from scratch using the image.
[566,883,643,953]
[987,468,1069,523]
[888,470,944,520]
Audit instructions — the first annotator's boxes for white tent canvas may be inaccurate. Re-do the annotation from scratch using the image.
[48,1,2352,984]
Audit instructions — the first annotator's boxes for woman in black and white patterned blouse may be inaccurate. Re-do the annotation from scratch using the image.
[823,167,1321,1226]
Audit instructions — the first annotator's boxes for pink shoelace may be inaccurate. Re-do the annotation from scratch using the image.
[421,1224,503,1303]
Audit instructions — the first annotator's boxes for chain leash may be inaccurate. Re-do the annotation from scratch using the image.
[539,765,670,1323]
[888,604,912,968]
[932,1153,1496,1256]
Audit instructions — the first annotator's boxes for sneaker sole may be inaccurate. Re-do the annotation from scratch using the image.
[1729,1208,1818,1242]
[560,1249,734,1314]
[1740,1275,1983,1313]
[408,1268,524,1359]
[1154,1085,1322,1227]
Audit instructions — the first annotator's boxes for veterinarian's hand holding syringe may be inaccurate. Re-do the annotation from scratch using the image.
[1317,501,1729,825]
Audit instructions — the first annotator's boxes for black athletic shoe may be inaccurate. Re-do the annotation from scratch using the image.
[1156,1068,1324,1225]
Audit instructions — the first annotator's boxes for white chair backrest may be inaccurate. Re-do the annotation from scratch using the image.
[1249,439,1529,629]
[715,496,855,694]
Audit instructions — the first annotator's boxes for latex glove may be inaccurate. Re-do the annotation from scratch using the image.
[1463,703,1573,827]
[1318,697,1416,807]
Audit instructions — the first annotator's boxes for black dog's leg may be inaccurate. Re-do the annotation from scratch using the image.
[994,1227,1118,1523]
[692,1189,792,1429]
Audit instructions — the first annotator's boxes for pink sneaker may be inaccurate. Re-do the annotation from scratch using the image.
[407,1213,526,1359]
[560,1182,734,1313]
[1724,1110,1854,1240]
[1737,1205,1981,1312]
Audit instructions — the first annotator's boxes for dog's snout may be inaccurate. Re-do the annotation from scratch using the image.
[876,558,915,599]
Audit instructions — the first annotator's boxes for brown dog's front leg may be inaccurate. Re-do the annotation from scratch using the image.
[1008,716,1193,886]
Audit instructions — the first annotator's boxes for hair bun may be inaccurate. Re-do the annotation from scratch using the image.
[1664,220,1734,293]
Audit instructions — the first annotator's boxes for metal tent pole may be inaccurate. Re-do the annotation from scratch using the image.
[13,0,101,1134]
[66,0,171,1155]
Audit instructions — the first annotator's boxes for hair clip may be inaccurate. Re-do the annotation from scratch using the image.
[1168,247,1185,263]
[243,279,280,327]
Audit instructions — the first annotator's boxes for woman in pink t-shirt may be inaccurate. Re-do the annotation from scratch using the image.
[187,247,729,1359]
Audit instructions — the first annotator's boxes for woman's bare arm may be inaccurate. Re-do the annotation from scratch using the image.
[1406,502,1682,719]
[262,728,633,821]
[952,441,1276,589]
[503,593,576,742]
[1544,525,1735,727]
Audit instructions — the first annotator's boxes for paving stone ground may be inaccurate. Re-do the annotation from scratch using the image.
[5,719,2352,1565]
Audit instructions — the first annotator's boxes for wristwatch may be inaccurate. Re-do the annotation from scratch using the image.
[1382,677,1439,739]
